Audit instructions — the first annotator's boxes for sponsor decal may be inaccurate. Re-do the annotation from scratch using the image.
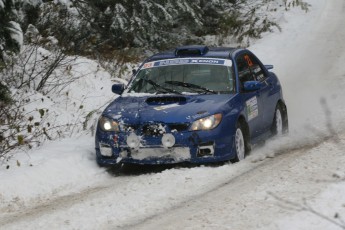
[155,58,227,66]
[246,96,258,121]
[256,74,265,81]
[142,58,232,69]
[253,67,261,73]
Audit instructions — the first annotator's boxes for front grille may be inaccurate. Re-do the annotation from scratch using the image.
[142,124,165,136]
[123,123,190,135]
[122,124,139,132]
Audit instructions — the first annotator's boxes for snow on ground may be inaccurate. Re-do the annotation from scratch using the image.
[1,0,345,229]
[251,0,345,155]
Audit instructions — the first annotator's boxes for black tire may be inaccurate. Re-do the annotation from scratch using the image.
[231,121,250,163]
[271,103,288,136]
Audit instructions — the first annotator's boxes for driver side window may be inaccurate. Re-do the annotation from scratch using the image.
[236,54,255,90]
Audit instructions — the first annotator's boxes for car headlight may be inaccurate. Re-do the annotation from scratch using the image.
[190,114,222,131]
[99,116,120,132]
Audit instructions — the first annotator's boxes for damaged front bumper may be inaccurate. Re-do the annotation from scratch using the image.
[95,125,235,166]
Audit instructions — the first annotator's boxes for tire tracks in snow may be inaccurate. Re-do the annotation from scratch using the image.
[0,185,110,227]
[117,133,345,230]
[0,132,342,229]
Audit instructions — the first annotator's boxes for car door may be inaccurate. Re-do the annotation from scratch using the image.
[245,53,277,132]
[235,53,264,138]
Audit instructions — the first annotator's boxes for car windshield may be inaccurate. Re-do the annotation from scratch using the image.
[128,59,235,95]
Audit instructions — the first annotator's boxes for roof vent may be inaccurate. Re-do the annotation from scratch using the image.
[175,45,209,56]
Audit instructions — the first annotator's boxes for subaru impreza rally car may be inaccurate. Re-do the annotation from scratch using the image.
[95,45,288,166]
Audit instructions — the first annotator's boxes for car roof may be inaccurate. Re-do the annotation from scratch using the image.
[146,45,243,62]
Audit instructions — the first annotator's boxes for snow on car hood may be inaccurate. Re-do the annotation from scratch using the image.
[103,94,236,125]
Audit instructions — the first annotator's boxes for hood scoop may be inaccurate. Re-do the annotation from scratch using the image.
[146,96,187,105]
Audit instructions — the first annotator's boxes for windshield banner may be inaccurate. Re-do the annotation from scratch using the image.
[142,58,232,69]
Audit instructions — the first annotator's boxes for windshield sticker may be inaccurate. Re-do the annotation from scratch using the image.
[143,62,153,68]
[246,96,258,121]
[142,58,232,69]
[154,103,180,111]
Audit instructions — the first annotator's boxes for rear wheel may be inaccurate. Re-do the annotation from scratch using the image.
[273,105,283,135]
[272,103,288,136]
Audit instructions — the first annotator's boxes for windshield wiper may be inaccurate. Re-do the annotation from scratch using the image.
[165,81,217,94]
[141,78,182,95]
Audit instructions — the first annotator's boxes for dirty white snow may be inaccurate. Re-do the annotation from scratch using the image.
[1,0,345,229]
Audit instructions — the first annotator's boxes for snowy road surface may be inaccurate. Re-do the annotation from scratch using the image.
[1,0,345,229]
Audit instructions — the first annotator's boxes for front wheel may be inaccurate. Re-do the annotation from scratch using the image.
[231,121,250,163]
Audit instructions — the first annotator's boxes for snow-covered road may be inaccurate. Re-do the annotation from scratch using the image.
[131,134,345,230]
[1,0,345,229]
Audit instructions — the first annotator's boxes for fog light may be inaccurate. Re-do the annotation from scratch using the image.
[161,133,175,148]
[126,133,140,149]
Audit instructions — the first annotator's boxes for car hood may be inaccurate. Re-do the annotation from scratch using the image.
[103,94,236,125]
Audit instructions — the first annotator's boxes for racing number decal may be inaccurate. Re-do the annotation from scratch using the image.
[244,55,253,67]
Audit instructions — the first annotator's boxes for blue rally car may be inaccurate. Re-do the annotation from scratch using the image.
[95,45,288,166]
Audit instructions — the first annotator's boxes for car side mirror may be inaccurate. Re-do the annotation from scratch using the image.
[243,81,262,91]
[112,84,125,95]
[264,64,274,70]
